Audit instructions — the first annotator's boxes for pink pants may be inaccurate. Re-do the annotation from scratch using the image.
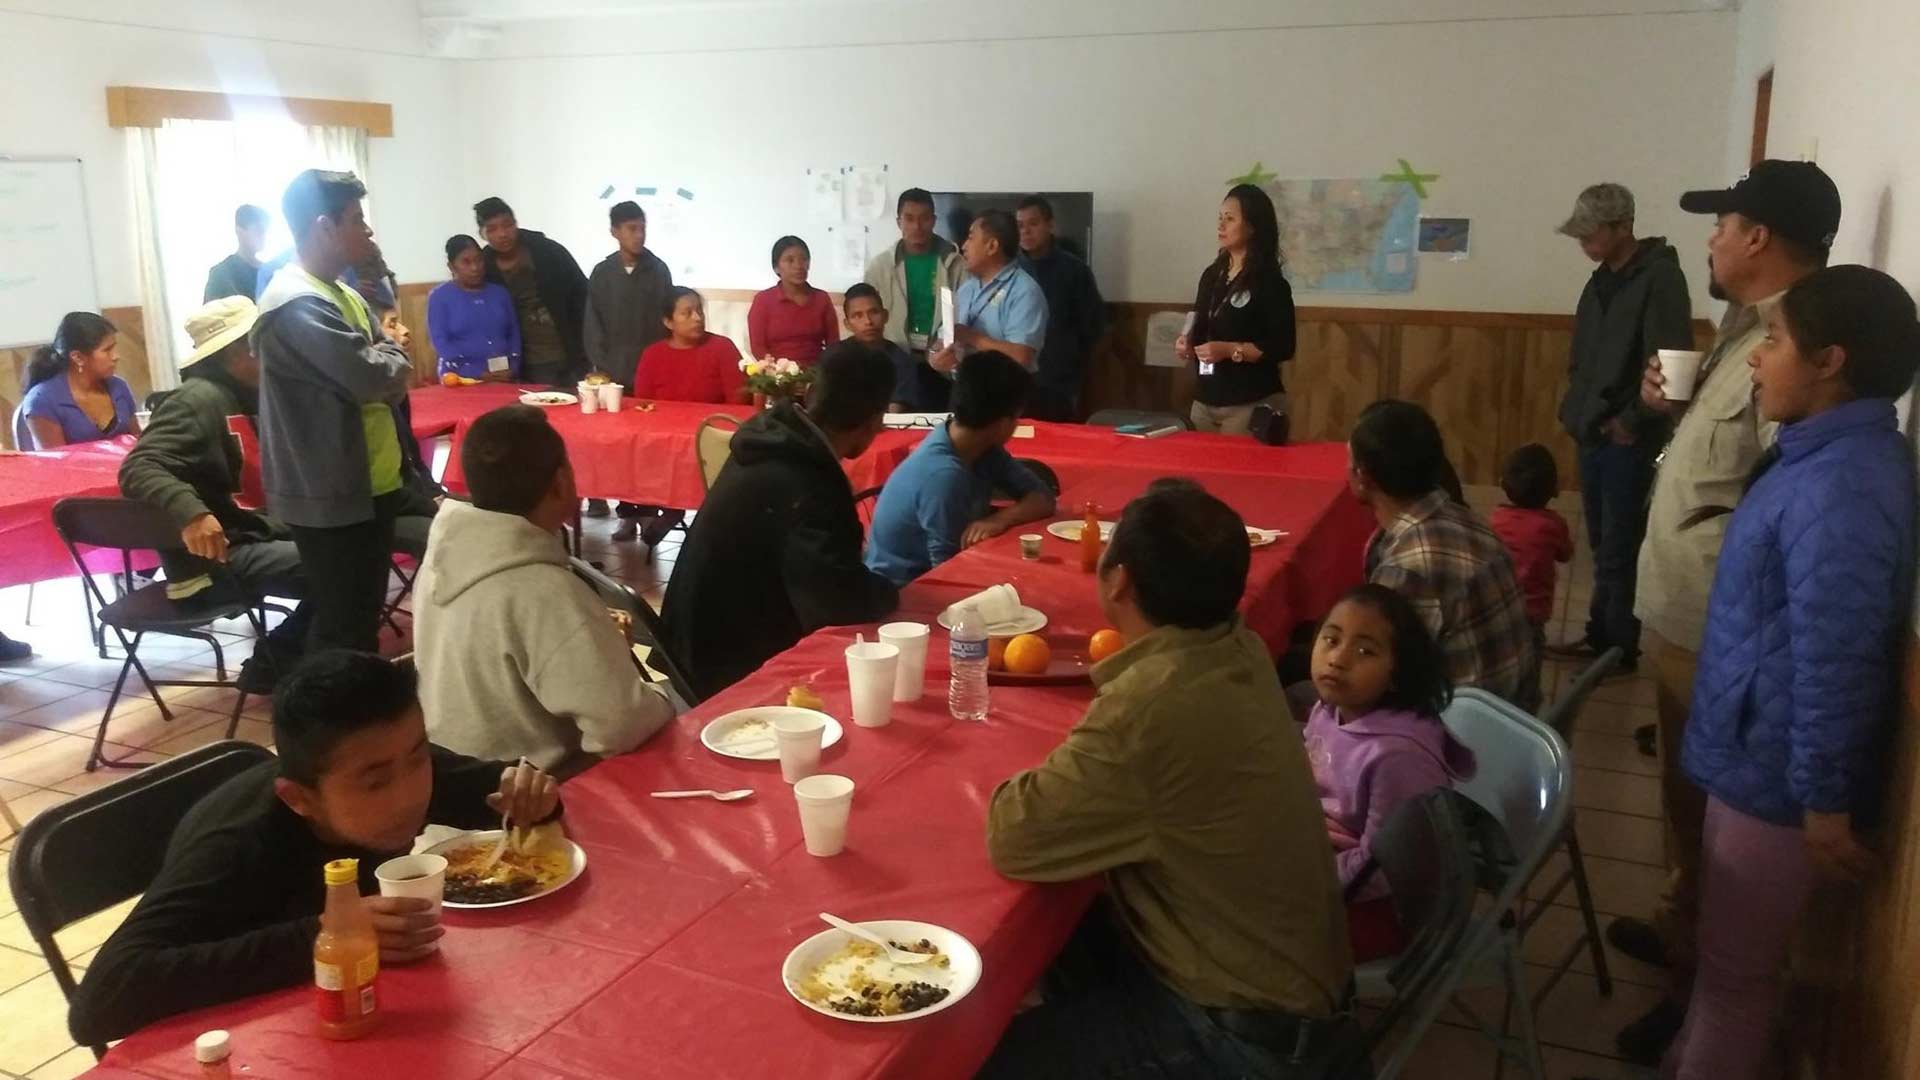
[1664,796,1814,1080]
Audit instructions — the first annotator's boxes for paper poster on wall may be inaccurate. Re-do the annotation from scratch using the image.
[1418,217,1471,260]
[1143,311,1189,368]
[828,226,867,279]
[807,168,845,222]
[845,166,888,221]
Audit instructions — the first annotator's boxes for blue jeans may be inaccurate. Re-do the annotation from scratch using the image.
[979,904,1366,1079]
[1578,439,1657,661]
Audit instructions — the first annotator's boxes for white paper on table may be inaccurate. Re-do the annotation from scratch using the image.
[806,168,845,222]
[828,226,867,279]
[844,166,888,221]
[1013,425,1035,439]
[938,286,957,349]
[1144,310,1189,368]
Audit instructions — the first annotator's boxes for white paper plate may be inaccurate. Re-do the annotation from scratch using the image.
[701,706,844,762]
[1247,527,1289,547]
[424,831,587,910]
[1046,519,1116,543]
[936,605,1047,637]
[782,919,982,1024]
[519,391,579,406]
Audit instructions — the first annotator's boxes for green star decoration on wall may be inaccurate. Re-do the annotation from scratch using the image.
[1380,158,1439,198]
[1228,161,1278,187]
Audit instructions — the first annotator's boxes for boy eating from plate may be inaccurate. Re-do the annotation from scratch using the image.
[68,650,561,1046]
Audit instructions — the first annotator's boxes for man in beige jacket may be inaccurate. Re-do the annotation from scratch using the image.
[1609,160,1840,1065]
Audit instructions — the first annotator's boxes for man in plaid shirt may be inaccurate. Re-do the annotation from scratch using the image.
[1350,401,1541,711]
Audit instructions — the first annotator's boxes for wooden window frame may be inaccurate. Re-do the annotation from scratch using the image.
[105,86,392,136]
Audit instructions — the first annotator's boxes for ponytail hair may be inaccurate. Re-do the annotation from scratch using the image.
[27,312,116,389]
[1350,399,1450,500]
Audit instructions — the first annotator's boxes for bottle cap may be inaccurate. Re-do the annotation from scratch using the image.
[323,858,359,886]
[194,1029,230,1063]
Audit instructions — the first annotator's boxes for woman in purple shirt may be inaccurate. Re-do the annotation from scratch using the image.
[15,311,139,450]
[427,235,521,381]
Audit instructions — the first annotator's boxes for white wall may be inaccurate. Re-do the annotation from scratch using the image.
[0,2,460,306]
[453,2,1738,313]
[1749,0,1920,286]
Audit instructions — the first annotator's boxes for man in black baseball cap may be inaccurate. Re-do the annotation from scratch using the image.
[1607,156,1840,1068]
[1678,159,1842,259]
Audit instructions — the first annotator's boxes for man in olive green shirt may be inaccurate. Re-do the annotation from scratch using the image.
[982,482,1354,1077]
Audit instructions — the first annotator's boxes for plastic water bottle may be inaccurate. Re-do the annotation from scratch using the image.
[948,605,990,722]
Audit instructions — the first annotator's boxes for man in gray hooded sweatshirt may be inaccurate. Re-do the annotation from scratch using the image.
[254,169,414,654]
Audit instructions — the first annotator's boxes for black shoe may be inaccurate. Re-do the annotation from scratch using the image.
[1634,722,1657,757]
[1605,915,1672,968]
[0,633,31,663]
[1598,656,1641,682]
[1615,997,1686,1066]
[1546,637,1601,660]
[234,656,281,695]
[612,518,638,542]
[583,499,611,518]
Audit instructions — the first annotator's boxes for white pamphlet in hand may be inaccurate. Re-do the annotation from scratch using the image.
[938,286,957,350]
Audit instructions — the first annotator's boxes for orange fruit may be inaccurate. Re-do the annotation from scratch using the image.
[1003,634,1052,675]
[987,636,1009,671]
[1089,629,1125,662]
[440,371,461,387]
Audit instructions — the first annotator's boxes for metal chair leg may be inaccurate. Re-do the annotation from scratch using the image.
[0,787,21,838]
[1563,827,1613,995]
[88,634,153,772]
[1501,933,1548,1080]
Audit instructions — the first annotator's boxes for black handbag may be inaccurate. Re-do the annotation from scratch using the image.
[1248,404,1290,446]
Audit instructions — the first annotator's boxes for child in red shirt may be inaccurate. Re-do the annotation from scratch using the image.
[634,287,750,405]
[1489,444,1573,634]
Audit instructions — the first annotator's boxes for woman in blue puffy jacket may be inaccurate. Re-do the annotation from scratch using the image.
[1671,265,1919,1079]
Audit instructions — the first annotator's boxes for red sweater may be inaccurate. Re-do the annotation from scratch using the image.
[1490,505,1573,625]
[746,285,840,367]
[633,334,746,404]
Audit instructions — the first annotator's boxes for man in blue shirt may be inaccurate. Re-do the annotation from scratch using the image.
[865,351,1057,586]
[931,209,1048,378]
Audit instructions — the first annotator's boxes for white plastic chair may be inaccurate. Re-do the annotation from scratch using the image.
[1358,688,1571,1080]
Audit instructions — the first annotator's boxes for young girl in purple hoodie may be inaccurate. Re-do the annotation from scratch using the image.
[1303,583,1476,960]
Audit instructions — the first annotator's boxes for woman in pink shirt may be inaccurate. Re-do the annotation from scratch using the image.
[746,235,840,367]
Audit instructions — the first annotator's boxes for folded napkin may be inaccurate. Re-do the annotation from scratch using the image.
[945,583,1021,627]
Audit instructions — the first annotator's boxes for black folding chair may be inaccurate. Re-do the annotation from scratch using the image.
[1336,788,1503,1077]
[10,740,274,1059]
[569,557,701,708]
[1085,408,1193,432]
[1526,647,1625,1004]
[52,498,269,771]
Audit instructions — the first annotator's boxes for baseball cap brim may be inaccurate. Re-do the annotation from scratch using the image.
[1679,188,1741,215]
[1556,215,1597,238]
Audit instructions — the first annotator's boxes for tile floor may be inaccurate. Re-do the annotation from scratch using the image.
[0,492,1666,1078]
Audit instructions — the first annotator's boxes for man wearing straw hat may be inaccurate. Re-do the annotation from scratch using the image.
[120,296,313,693]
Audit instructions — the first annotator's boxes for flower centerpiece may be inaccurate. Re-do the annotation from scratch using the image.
[739,355,813,407]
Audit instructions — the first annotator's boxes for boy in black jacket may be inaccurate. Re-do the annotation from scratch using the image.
[68,651,561,1045]
[661,342,901,698]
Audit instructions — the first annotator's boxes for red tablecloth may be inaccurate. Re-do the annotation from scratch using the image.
[424,386,918,510]
[92,435,1368,1080]
[0,438,158,589]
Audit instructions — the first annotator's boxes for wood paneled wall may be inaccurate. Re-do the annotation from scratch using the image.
[1801,637,1920,1079]
[1087,303,1716,490]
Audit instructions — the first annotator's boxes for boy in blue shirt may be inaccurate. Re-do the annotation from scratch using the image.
[864,351,1056,585]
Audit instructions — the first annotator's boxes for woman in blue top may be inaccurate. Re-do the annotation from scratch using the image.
[1669,265,1919,1080]
[15,311,139,450]
[427,235,520,381]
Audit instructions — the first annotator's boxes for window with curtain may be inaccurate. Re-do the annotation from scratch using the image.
[128,118,368,386]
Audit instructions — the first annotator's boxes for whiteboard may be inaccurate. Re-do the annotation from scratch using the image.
[0,157,100,348]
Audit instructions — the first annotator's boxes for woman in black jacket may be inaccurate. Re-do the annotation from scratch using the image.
[1175,183,1297,436]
